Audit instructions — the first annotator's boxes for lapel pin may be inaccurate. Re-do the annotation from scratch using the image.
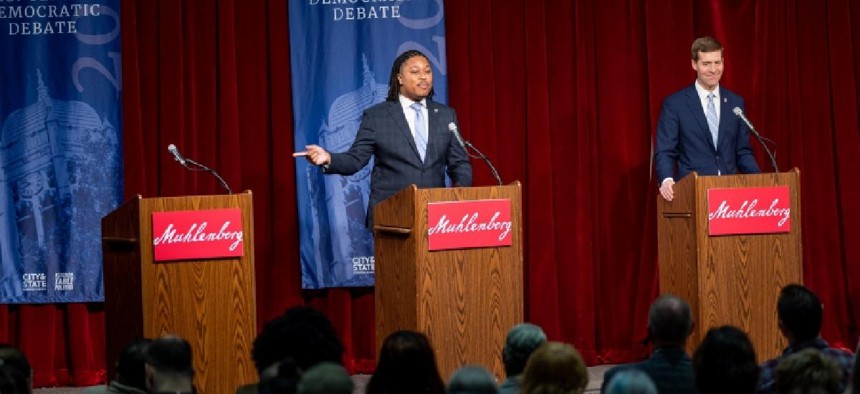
[723,97,727,103]
[434,108,438,113]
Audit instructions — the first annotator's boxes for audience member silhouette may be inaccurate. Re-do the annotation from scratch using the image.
[365,330,445,394]
[851,340,860,394]
[522,342,588,394]
[774,348,842,394]
[83,338,151,394]
[0,344,31,394]
[758,284,854,394]
[0,365,30,394]
[144,335,195,394]
[500,323,547,394]
[448,365,498,394]
[693,326,759,394]
[604,370,658,394]
[257,357,301,394]
[252,306,344,376]
[602,294,695,394]
[296,362,353,394]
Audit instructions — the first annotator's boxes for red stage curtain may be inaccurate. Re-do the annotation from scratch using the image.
[1,0,858,387]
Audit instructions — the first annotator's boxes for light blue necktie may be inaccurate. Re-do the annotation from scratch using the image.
[706,93,719,147]
[410,102,427,161]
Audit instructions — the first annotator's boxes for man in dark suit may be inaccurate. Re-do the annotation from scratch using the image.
[655,36,760,201]
[601,295,695,394]
[296,50,472,224]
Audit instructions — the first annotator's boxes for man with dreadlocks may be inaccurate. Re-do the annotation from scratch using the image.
[296,49,472,226]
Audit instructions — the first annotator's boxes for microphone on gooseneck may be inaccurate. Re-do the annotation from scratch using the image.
[166,144,234,194]
[448,122,466,149]
[448,122,503,186]
[731,107,779,172]
[168,144,188,167]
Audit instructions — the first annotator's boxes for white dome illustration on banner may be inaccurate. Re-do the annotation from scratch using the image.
[305,54,385,287]
[0,70,120,302]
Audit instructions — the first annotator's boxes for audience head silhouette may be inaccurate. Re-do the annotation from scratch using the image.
[693,326,759,394]
[852,341,860,394]
[778,284,823,344]
[775,348,842,394]
[503,323,547,378]
[115,338,152,392]
[145,335,194,393]
[256,357,301,394]
[648,294,693,346]
[522,342,588,394]
[252,306,344,376]
[0,344,31,394]
[365,330,445,394]
[295,361,353,394]
[604,370,658,394]
[447,365,498,394]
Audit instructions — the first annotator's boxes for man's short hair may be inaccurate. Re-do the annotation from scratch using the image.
[691,36,723,60]
[146,336,194,377]
[777,284,823,342]
[648,295,693,343]
[502,323,547,377]
[775,348,842,394]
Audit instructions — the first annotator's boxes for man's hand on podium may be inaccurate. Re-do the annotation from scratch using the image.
[659,178,675,202]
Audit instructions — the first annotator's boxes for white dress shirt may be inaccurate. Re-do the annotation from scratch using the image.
[399,94,429,140]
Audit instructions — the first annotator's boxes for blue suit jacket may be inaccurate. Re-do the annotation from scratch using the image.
[325,99,472,224]
[654,84,760,182]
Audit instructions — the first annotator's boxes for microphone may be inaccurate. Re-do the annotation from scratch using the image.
[166,144,234,194]
[167,144,188,167]
[448,122,503,186]
[448,122,466,149]
[732,107,779,172]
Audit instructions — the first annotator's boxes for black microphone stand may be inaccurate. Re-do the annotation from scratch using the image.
[461,140,503,186]
[184,158,234,194]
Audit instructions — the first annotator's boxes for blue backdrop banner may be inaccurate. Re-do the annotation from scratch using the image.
[289,0,448,289]
[0,1,123,303]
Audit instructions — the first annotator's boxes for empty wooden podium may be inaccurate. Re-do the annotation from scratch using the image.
[657,170,802,360]
[373,183,523,380]
[101,192,257,393]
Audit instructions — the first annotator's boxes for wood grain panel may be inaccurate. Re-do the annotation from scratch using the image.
[374,183,523,381]
[103,192,257,394]
[658,171,802,361]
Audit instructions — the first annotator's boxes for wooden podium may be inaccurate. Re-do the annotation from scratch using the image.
[656,170,802,360]
[373,183,523,380]
[101,192,257,393]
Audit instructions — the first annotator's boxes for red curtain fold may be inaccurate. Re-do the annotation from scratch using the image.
[2,0,858,387]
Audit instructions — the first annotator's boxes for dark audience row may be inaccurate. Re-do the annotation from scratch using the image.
[0,283,856,394]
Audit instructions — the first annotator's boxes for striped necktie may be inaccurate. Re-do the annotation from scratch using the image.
[706,93,719,147]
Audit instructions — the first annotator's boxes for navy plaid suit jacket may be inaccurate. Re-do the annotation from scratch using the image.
[326,99,472,225]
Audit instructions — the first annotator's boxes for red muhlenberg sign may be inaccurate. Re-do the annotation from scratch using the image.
[707,187,791,236]
[152,209,244,262]
[427,199,512,251]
